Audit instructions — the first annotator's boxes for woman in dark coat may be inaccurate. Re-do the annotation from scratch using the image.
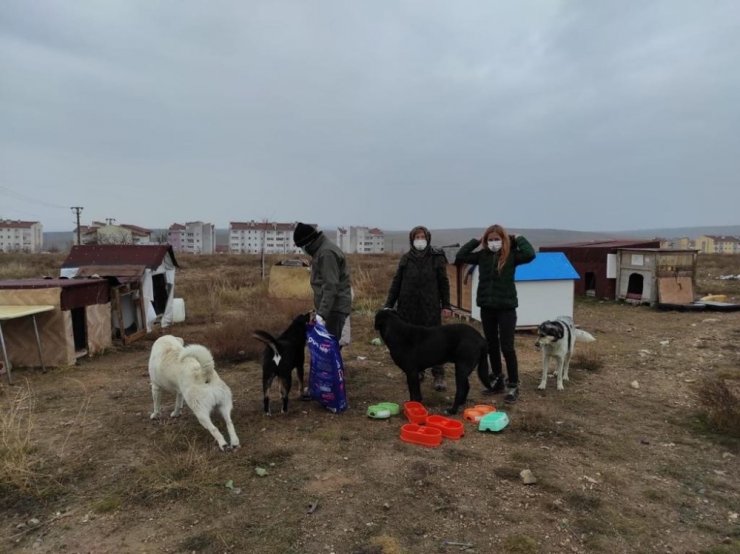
[384,225,452,390]
[455,223,535,403]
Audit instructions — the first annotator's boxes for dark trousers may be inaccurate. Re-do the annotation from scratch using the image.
[325,311,348,342]
[480,307,518,386]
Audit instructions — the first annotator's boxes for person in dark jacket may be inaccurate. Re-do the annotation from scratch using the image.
[455,224,535,403]
[293,222,352,340]
[384,225,452,391]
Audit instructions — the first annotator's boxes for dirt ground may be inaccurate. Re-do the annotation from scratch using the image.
[1,259,739,553]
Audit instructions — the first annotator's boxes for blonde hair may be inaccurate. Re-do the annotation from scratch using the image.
[482,224,510,272]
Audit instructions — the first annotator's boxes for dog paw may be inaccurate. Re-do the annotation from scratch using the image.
[170,411,181,418]
[149,412,159,420]
[556,384,564,391]
[537,383,546,390]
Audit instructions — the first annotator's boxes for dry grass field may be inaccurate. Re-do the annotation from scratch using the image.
[1,252,739,554]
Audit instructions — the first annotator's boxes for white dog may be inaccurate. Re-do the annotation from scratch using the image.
[535,316,595,391]
[148,335,239,451]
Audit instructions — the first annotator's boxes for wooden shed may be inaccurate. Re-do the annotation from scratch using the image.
[0,278,111,367]
[539,239,660,299]
[616,248,699,306]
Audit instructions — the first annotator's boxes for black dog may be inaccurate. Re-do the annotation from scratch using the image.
[252,313,310,414]
[374,309,493,414]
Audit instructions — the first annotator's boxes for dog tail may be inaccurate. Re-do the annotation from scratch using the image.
[179,344,216,382]
[252,330,282,365]
[575,329,596,343]
[477,345,493,390]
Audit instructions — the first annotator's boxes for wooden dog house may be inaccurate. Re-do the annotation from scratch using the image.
[0,278,111,367]
[539,239,660,299]
[615,248,698,306]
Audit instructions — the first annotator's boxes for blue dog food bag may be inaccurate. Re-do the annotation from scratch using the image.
[307,322,348,413]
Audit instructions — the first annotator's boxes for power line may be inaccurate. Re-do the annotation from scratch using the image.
[0,185,69,210]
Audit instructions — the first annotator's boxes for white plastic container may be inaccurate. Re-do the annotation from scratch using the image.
[172,298,186,323]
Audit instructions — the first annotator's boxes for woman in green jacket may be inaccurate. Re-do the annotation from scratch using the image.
[455,224,535,403]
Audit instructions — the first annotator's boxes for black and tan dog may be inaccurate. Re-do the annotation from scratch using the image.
[253,313,310,414]
[374,309,493,414]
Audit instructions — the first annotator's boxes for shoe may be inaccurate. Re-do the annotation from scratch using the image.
[433,376,447,392]
[482,374,505,395]
[504,387,519,404]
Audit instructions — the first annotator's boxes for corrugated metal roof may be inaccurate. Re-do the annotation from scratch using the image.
[0,278,110,309]
[541,239,659,250]
[75,265,146,283]
[0,220,39,229]
[0,278,106,289]
[515,252,580,282]
[61,245,179,269]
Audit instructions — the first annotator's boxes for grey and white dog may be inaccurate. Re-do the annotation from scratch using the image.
[535,316,595,391]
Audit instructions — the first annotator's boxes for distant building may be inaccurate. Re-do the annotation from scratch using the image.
[0,219,43,252]
[659,237,694,249]
[168,221,215,254]
[229,221,307,254]
[539,239,661,299]
[74,221,153,245]
[694,235,740,254]
[336,226,384,254]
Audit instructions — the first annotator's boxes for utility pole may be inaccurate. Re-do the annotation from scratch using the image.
[71,206,84,245]
[260,219,267,281]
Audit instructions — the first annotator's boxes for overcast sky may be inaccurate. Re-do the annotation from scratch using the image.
[1,1,739,232]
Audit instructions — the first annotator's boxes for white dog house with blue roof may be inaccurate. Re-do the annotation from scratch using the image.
[463,252,580,328]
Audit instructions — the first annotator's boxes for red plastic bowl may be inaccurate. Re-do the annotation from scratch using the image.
[400,423,442,447]
[403,401,429,424]
[425,415,465,440]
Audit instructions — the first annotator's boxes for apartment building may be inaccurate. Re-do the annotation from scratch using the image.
[336,226,384,254]
[0,220,43,252]
[694,235,740,254]
[229,221,306,254]
[659,237,693,249]
[168,221,216,254]
[74,221,153,245]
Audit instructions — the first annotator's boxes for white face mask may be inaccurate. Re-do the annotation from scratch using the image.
[488,239,503,252]
[413,239,428,251]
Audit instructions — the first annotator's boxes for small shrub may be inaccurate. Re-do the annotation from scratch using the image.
[570,349,604,371]
[503,534,539,554]
[696,377,740,437]
[128,438,212,505]
[0,384,37,495]
[194,295,308,362]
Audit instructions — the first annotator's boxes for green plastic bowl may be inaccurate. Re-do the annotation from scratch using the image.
[367,402,400,419]
[375,402,400,415]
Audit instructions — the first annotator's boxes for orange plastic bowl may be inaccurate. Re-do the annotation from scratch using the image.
[425,415,465,440]
[463,404,496,423]
[403,401,429,424]
[400,423,442,447]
